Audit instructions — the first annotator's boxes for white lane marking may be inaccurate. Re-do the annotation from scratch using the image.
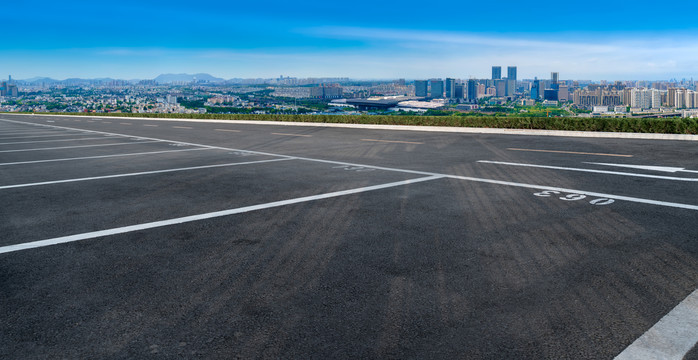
[0,119,295,160]
[0,175,443,255]
[120,123,132,125]
[478,160,698,182]
[143,124,159,127]
[0,158,293,190]
[0,131,78,136]
[507,147,633,157]
[173,126,192,129]
[0,136,119,145]
[214,129,241,132]
[0,133,102,140]
[3,119,698,212]
[271,132,312,137]
[361,138,424,145]
[587,162,698,174]
[0,148,210,166]
[615,289,698,360]
[0,140,162,153]
[446,173,698,211]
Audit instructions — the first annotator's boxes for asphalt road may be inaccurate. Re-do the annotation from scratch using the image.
[1,113,697,359]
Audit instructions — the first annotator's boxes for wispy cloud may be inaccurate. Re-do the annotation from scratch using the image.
[297,26,698,80]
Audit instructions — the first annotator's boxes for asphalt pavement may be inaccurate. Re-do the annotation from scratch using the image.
[1,113,697,359]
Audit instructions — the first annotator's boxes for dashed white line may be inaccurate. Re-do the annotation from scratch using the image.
[0,158,293,190]
[0,175,442,255]
[215,129,241,133]
[173,126,192,129]
[144,124,159,127]
[0,148,210,166]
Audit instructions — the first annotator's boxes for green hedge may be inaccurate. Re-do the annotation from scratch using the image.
[34,112,698,134]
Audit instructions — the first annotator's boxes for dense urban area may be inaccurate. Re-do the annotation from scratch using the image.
[2,67,698,118]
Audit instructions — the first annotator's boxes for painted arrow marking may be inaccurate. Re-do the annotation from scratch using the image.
[585,162,698,174]
[478,161,698,181]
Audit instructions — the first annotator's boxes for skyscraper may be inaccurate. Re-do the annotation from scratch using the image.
[507,66,517,81]
[445,78,455,98]
[430,79,444,98]
[467,79,478,102]
[492,66,502,80]
[415,80,428,97]
[551,72,559,84]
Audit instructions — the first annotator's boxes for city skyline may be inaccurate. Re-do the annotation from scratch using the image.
[3,0,698,80]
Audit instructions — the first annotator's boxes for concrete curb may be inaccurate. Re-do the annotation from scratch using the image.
[16,113,698,141]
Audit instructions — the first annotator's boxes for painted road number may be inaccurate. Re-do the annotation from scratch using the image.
[534,190,614,206]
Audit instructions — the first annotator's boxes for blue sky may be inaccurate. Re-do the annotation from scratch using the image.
[3,0,698,80]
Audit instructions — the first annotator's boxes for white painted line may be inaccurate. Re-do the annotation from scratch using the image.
[143,124,159,127]
[120,123,132,125]
[615,289,698,360]
[3,118,697,212]
[587,162,698,174]
[478,160,698,182]
[214,129,241,132]
[0,158,293,190]
[103,121,112,124]
[0,133,103,140]
[508,147,633,157]
[0,148,210,166]
[361,138,424,145]
[0,140,162,153]
[0,131,77,136]
[0,136,119,145]
[0,119,294,160]
[0,175,443,255]
[445,173,698,211]
[272,132,312,137]
[173,126,193,129]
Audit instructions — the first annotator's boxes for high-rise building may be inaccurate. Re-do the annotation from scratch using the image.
[415,80,428,97]
[507,66,517,81]
[430,79,444,98]
[506,79,516,97]
[558,85,569,102]
[551,72,559,84]
[531,79,541,100]
[467,79,478,102]
[492,66,502,80]
[445,78,456,98]
[495,79,506,97]
[454,83,464,99]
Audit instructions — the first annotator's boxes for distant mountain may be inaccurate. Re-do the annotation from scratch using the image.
[154,73,225,84]
[19,77,59,84]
